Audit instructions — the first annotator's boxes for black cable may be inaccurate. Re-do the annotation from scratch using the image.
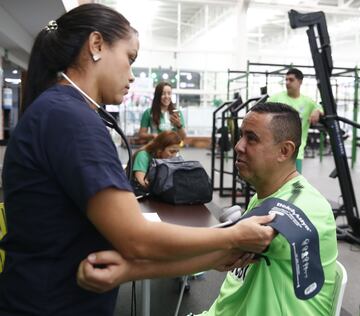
[97,107,132,180]
[97,107,137,315]
[131,281,137,316]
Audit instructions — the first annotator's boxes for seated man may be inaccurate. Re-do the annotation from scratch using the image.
[196,102,337,316]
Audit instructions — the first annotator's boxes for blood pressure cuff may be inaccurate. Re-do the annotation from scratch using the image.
[240,197,324,300]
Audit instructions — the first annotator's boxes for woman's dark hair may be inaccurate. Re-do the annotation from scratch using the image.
[252,102,302,160]
[22,3,137,113]
[150,82,175,128]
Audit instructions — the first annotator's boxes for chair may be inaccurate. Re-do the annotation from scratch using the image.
[0,202,7,273]
[331,260,348,316]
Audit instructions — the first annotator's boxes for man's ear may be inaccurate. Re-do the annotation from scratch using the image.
[278,140,296,162]
[88,31,104,58]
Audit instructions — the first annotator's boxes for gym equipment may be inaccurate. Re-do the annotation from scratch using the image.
[210,95,267,207]
[289,9,360,244]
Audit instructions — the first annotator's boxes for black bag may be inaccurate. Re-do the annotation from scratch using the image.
[130,178,149,197]
[146,156,213,204]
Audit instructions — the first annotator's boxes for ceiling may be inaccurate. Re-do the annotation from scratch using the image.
[99,0,360,62]
[1,0,360,69]
[98,0,360,37]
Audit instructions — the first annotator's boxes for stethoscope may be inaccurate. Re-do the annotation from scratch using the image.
[60,72,132,180]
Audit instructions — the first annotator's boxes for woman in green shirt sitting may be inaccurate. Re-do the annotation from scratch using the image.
[138,82,186,141]
[132,130,182,189]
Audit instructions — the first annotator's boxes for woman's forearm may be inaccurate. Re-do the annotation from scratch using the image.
[87,189,275,261]
[176,127,186,140]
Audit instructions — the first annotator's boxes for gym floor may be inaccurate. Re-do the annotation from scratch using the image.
[115,146,360,316]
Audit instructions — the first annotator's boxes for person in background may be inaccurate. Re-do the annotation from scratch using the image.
[0,4,275,316]
[268,68,323,173]
[138,81,186,141]
[132,130,181,189]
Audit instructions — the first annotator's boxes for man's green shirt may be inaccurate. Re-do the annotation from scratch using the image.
[198,175,337,316]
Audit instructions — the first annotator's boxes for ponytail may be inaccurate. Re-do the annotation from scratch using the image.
[22,3,136,113]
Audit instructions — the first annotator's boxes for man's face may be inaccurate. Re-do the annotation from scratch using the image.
[234,112,281,185]
[285,74,302,95]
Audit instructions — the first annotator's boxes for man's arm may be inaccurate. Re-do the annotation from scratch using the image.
[309,109,323,125]
[77,250,255,293]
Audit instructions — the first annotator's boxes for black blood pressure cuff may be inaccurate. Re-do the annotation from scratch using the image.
[240,197,324,300]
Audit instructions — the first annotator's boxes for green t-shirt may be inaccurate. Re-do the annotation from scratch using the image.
[132,150,152,174]
[268,92,322,159]
[198,175,337,316]
[140,108,185,134]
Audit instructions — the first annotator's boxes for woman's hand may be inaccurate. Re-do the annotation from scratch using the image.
[77,251,130,293]
[170,112,182,129]
[231,214,276,253]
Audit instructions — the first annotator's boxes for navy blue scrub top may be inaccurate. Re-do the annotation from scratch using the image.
[0,84,132,315]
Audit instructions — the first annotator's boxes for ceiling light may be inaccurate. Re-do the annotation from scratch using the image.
[115,0,161,33]
[5,78,21,85]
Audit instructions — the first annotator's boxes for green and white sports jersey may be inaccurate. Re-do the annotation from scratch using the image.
[132,150,152,174]
[268,92,322,160]
[198,175,337,316]
[140,108,185,134]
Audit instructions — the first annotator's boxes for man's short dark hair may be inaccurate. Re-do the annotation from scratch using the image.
[286,68,304,81]
[251,102,302,160]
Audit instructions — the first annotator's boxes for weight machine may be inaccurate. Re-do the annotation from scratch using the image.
[289,10,360,244]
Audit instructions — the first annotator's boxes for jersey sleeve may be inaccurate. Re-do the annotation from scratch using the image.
[133,150,151,173]
[314,100,323,112]
[267,93,280,102]
[140,108,151,128]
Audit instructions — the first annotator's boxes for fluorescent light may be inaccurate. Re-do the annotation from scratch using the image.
[5,78,21,85]
[61,0,79,12]
[115,0,161,33]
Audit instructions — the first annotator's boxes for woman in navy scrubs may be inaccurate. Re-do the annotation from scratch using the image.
[0,4,274,315]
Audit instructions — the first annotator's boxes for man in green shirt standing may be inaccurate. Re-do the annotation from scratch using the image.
[268,68,323,173]
[196,102,337,316]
